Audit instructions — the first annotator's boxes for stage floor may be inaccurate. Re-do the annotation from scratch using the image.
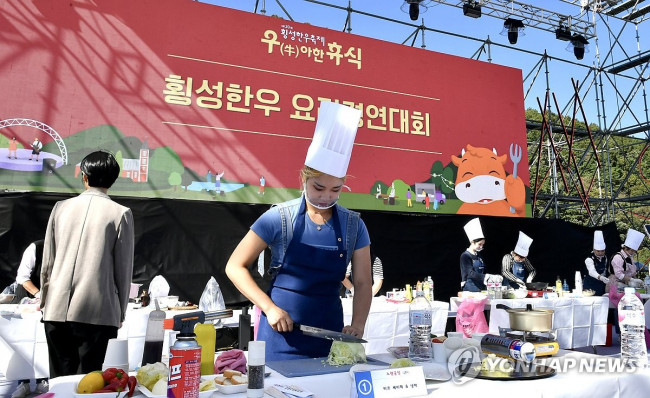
[0,149,63,172]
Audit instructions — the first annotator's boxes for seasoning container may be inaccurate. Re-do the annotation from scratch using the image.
[195,323,216,375]
[141,299,165,366]
[247,340,265,398]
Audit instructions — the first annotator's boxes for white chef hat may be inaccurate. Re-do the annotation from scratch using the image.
[304,101,362,178]
[623,228,644,251]
[593,230,606,251]
[464,218,484,242]
[513,231,533,257]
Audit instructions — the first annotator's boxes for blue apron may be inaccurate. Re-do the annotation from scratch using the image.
[258,198,348,361]
[463,253,485,292]
[510,260,527,289]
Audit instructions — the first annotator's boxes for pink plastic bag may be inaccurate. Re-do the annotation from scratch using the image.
[456,297,488,337]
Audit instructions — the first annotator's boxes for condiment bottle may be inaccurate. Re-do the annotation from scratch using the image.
[405,284,412,302]
[247,340,265,397]
[195,323,216,375]
[141,298,165,366]
[555,276,563,297]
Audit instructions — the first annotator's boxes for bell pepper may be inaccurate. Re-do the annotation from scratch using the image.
[102,368,119,383]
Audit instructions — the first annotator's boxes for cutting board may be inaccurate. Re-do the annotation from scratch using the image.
[267,357,388,378]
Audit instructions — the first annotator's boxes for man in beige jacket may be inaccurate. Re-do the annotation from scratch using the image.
[40,150,134,377]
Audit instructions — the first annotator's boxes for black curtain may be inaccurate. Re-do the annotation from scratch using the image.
[0,192,621,306]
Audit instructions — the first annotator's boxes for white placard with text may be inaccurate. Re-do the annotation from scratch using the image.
[352,366,428,398]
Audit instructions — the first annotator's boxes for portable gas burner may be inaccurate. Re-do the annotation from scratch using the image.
[499,327,560,357]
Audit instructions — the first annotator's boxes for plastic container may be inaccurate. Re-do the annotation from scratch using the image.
[575,271,583,295]
[141,299,165,366]
[408,290,433,362]
[555,276,563,298]
[618,287,648,368]
[426,276,434,301]
[195,323,216,375]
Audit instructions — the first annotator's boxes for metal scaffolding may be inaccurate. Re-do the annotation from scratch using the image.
[226,0,650,234]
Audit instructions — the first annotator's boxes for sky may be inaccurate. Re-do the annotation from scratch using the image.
[200,0,650,134]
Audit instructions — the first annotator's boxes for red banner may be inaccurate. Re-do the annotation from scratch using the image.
[0,0,529,216]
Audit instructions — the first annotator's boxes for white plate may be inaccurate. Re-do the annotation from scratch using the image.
[215,383,247,395]
[138,376,217,398]
[73,385,128,397]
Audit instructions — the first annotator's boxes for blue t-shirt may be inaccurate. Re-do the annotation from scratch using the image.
[252,205,370,255]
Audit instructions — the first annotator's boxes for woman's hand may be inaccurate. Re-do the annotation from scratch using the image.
[266,305,294,333]
[342,324,364,338]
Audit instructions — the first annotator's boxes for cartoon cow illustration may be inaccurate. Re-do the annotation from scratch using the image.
[451,144,526,217]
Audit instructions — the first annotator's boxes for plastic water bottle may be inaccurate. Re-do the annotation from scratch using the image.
[618,287,648,368]
[644,275,650,294]
[408,290,433,362]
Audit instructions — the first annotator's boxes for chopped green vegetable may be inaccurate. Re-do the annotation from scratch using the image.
[136,362,168,392]
[390,358,416,368]
[327,341,367,366]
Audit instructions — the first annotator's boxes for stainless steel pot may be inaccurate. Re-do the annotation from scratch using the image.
[496,303,554,332]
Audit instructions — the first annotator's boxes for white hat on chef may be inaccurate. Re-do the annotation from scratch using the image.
[514,231,533,257]
[593,230,606,251]
[464,218,484,242]
[623,228,644,251]
[305,101,362,178]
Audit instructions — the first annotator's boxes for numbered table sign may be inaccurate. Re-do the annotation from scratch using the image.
[353,366,428,398]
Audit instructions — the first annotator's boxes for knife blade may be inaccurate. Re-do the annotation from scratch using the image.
[294,323,367,343]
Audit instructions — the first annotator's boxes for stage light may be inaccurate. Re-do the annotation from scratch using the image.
[501,18,525,45]
[567,34,589,60]
[555,24,572,41]
[401,0,429,21]
[463,1,481,18]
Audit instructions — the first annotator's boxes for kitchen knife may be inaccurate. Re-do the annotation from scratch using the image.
[295,323,367,343]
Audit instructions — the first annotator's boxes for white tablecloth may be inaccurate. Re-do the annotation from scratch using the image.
[46,350,650,398]
[342,297,449,355]
[0,303,241,380]
[450,296,610,349]
[0,305,48,380]
[488,297,609,349]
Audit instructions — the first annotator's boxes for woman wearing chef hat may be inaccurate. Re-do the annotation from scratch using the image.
[582,230,609,296]
[226,101,372,361]
[460,218,502,292]
[609,228,645,289]
[501,231,537,289]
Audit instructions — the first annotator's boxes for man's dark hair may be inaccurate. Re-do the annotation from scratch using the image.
[80,150,120,188]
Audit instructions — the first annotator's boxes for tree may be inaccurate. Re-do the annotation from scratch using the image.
[168,172,182,191]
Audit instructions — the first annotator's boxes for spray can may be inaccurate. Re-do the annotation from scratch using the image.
[480,334,536,362]
[168,320,201,398]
